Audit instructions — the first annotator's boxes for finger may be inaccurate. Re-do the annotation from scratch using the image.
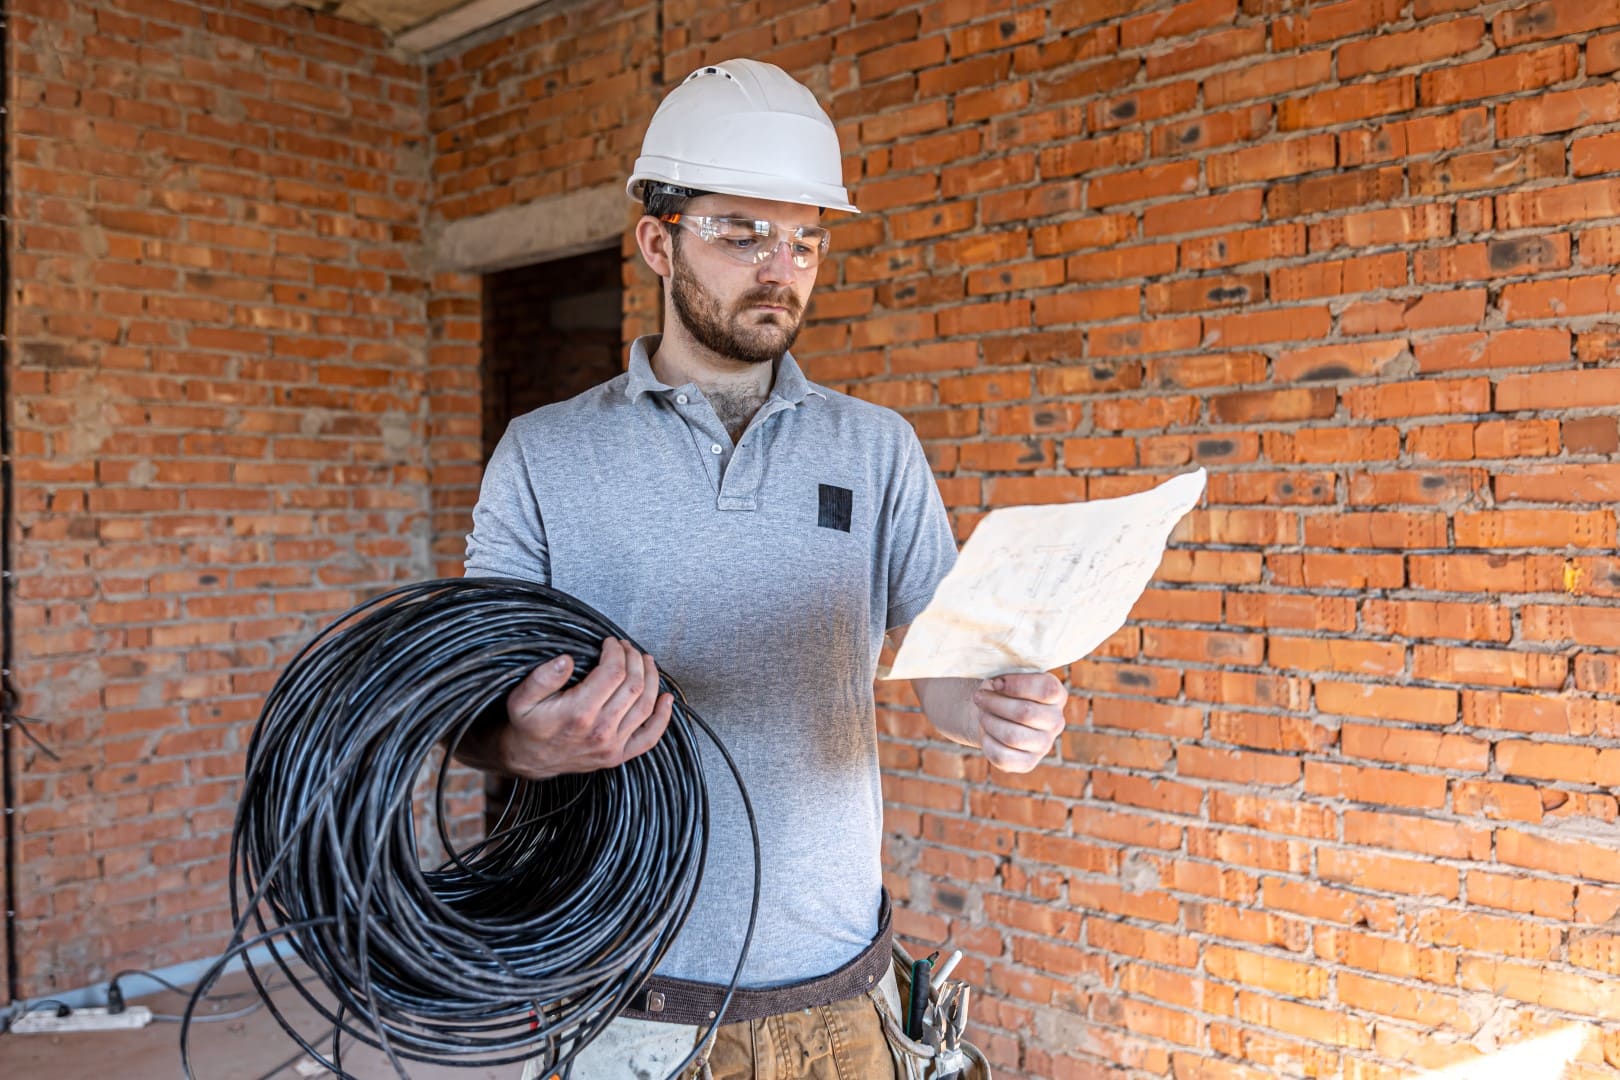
[554,638,636,723]
[973,686,1064,734]
[978,728,1045,773]
[612,653,663,742]
[508,653,575,718]
[593,642,657,732]
[987,672,1067,706]
[979,711,1061,756]
[620,691,674,761]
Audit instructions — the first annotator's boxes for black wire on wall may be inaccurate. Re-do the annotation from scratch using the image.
[186,578,758,1080]
[0,0,20,1009]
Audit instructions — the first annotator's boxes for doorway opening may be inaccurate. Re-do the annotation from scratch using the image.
[482,244,625,462]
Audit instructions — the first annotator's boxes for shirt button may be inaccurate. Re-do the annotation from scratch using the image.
[676,393,688,404]
[710,443,722,455]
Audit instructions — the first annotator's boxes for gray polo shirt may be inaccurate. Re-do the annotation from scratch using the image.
[465,335,957,988]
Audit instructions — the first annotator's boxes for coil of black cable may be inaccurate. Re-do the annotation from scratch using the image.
[184,577,759,1080]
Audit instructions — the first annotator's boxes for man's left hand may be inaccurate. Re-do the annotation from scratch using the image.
[969,672,1068,773]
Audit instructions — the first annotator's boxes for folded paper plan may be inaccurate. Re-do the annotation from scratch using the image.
[885,469,1207,681]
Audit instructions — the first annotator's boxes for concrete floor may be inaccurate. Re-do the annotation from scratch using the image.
[0,966,521,1079]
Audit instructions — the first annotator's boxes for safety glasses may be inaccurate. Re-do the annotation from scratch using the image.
[660,213,831,270]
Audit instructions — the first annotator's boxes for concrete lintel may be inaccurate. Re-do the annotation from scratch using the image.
[434,183,629,274]
[393,0,549,53]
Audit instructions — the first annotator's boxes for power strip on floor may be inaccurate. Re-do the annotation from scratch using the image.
[9,1005,153,1033]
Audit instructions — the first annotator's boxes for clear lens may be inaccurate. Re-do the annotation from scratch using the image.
[662,214,829,269]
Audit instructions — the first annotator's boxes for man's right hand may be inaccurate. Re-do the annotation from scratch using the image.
[472,638,675,781]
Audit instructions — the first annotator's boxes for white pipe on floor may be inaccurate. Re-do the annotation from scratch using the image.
[8,943,279,1015]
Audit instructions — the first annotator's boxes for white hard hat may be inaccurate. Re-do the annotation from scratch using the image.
[627,59,859,214]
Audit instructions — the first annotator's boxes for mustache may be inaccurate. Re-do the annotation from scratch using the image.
[738,287,801,315]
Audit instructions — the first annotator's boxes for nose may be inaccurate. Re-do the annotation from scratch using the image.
[756,241,798,284]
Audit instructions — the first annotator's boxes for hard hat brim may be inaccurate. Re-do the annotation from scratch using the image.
[627,163,859,215]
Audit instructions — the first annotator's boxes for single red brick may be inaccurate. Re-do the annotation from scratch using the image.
[1342,724,1489,772]
[1209,386,1335,423]
[1416,327,1571,373]
[1067,242,1179,283]
[1407,553,1567,591]
[1144,189,1265,236]
[1564,416,1620,454]
[1031,286,1138,326]
[1498,178,1620,229]
[1145,272,1265,313]
[1495,0,1620,45]
[1212,125,1332,181]
[1148,25,1268,79]
[1500,369,1620,412]
[1270,165,1405,220]
[1183,224,1308,270]
[1413,644,1569,690]
[1316,845,1458,897]
[1419,43,1578,106]
[1145,351,1269,388]
[1267,551,1405,589]
[1338,15,1486,78]
[1502,82,1620,138]
[1340,108,1491,166]
[1592,30,1620,74]
[1089,81,1199,132]
[1205,306,1333,347]
[1575,133,1620,178]
[1274,0,1403,47]
[1270,252,1406,300]
[1277,76,1416,131]
[1033,57,1140,106]
[1410,142,1565,197]
[1087,160,1200,207]
[1153,103,1272,157]
[946,9,1046,56]
[1121,0,1239,47]
[1036,131,1145,179]
[1206,50,1333,106]
[1498,273,1620,320]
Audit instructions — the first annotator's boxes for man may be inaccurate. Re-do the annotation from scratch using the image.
[460,59,1067,1079]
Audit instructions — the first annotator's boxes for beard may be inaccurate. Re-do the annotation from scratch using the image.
[670,253,804,366]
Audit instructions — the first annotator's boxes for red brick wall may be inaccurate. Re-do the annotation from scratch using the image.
[427,0,661,218]
[428,1,1620,1075]
[8,0,1620,1074]
[3,0,480,995]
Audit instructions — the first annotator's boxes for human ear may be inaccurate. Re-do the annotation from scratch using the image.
[635,216,673,280]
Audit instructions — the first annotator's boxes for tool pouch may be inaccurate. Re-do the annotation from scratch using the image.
[870,942,992,1080]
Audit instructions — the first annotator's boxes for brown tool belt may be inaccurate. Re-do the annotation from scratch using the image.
[619,890,894,1026]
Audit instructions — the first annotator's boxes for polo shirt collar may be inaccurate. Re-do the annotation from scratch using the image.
[624,336,671,401]
[624,335,826,405]
[771,350,825,405]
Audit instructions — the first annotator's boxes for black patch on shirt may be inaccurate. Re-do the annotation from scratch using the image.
[818,484,853,532]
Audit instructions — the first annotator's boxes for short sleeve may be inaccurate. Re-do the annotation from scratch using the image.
[463,425,551,584]
[885,429,957,631]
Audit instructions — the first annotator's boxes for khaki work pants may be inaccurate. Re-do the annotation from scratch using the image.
[523,968,906,1080]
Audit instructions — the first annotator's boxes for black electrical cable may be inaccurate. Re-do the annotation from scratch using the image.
[0,0,18,1011]
[109,966,305,1023]
[186,577,760,1079]
[252,1026,339,1080]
